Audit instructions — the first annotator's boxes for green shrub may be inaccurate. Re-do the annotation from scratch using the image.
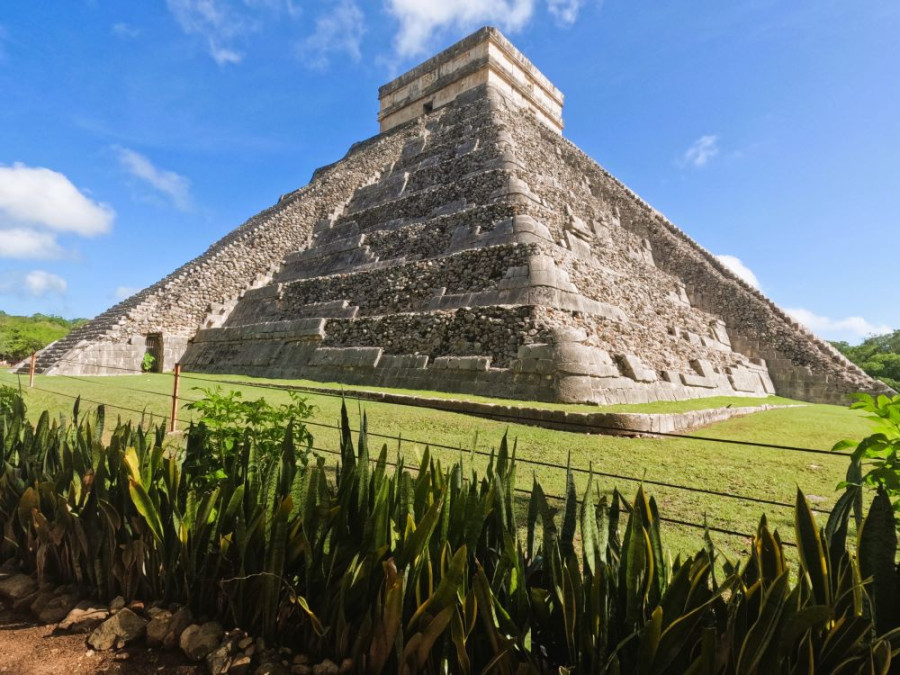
[141,352,157,372]
[836,393,900,520]
[184,386,315,487]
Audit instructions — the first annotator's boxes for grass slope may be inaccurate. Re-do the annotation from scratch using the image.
[1,370,872,562]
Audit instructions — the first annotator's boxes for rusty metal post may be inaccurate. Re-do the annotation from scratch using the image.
[29,352,36,388]
[169,363,181,433]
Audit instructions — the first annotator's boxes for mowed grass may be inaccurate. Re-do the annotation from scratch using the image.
[0,370,873,563]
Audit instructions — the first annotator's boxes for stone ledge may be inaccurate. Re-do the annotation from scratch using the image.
[210,377,803,437]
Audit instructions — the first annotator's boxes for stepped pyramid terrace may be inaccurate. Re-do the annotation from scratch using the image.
[22,27,888,406]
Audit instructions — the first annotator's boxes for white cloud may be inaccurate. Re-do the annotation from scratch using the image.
[166,0,251,65]
[22,271,67,297]
[716,254,760,289]
[386,0,536,57]
[547,0,584,26]
[115,285,141,300]
[0,270,67,298]
[786,308,892,342]
[300,1,365,68]
[112,22,141,39]
[680,134,720,168]
[0,163,114,236]
[113,147,192,211]
[0,228,63,260]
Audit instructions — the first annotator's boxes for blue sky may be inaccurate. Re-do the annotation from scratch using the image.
[0,0,897,344]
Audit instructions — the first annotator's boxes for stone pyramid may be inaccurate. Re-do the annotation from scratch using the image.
[28,27,886,406]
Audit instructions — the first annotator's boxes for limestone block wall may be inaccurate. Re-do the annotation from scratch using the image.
[378,26,563,133]
[178,85,789,405]
[500,98,884,403]
[27,101,428,375]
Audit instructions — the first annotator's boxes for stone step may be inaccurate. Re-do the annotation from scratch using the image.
[332,168,509,233]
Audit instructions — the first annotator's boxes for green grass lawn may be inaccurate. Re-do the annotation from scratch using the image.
[1,370,873,564]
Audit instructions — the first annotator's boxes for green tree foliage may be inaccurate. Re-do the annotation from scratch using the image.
[832,329,900,390]
[0,311,87,362]
[835,393,900,520]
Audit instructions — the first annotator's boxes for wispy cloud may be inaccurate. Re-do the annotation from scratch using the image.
[787,308,892,342]
[166,0,251,65]
[680,134,720,168]
[114,285,141,300]
[0,163,114,236]
[113,146,192,211]
[386,0,536,58]
[0,270,68,298]
[547,0,585,26]
[166,0,302,65]
[300,0,365,69]
[0,228,64,260]
[112,22,141,39]
[23,270,67,297]
[715,254,760,289]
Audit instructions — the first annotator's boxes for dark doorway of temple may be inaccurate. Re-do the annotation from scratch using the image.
[144,333,163,373]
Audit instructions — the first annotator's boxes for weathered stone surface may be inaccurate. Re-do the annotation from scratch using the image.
[0,574,37,601]
[145,609,173,646]
[230,655,253,674]
[37,592,79,624]
[180,621,224,662]
[207,642,234,674]
[87,608,147,650]
[312,660,339,675]
[58,600,109,632]
[162,606,194,649]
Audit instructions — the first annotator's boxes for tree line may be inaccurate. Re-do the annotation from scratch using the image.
[831,329,900,391]
[0,311,87,363]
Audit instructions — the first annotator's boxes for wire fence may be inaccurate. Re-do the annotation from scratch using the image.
[13,363,851,550]
[43,356,849,457]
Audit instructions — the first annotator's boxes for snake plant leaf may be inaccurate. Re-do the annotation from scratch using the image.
[651,591,725,675]
[858,488,898,634]
[636,605,663,675]
[824,484,858,575]
[794,489,831,607]
[450,604,471,675]
[736,570,790,675]
[367,559,403,675]
[561,460,577,558]
[408,545,467,630]
[396,489,445,570]
[293,592,327,637]
[128,478,164,543]
[404,604,454,673]
[819,614,873,672]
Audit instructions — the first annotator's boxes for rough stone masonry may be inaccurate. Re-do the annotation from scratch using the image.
[23,27,890,406]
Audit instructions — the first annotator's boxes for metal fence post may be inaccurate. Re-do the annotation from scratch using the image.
[169,363,181,433]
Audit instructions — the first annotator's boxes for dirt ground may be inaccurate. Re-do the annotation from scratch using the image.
[0,597,202,675]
